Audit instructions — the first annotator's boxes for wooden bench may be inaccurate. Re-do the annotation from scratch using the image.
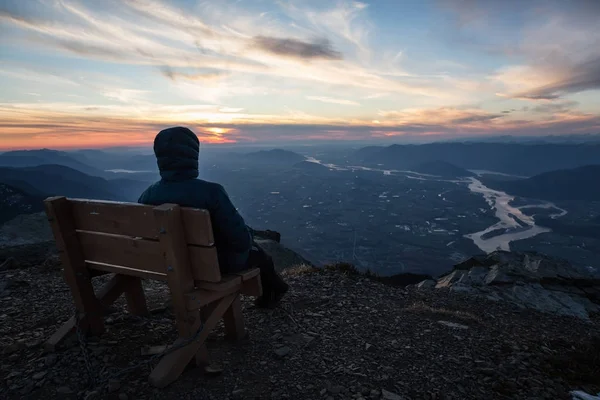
[43,196,262,388]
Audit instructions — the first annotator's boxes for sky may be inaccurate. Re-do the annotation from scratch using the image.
[0,0,599,149]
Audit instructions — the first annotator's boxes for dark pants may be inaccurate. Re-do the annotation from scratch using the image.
[247,243,274,270]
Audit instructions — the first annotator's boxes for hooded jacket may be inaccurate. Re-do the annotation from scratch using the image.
[138,127,252,273]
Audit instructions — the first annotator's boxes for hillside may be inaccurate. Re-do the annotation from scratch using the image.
[0,165,119,201]
[486,165,600,201]
[0,149,104,177]
[292,160,332,173]
[0,184,44,224]
[410,161,474,178]
[0,212,598,399]
[0,246,598,399]
[353,143,600,176]
[0,165,149,202]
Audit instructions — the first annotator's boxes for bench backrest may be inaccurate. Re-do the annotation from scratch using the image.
[44,197,221,283]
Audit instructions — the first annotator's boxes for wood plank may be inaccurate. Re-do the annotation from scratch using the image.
[96,274,129,306]
[240,275,262,297]
[223,295,245,341]
[45,316,76,352]
[185,285,241,310]
[234,268,260,281]
[70,198,214,246]
[45,273,130,352]
[154,204,203,338]
[44,197,104,336]
[78,231,165,273]
[124,277,149,316]
[189,246,221,283]
[86,262,167,281]
[78,231,220,282]
[148,294,235,388]
[195,275,242,291]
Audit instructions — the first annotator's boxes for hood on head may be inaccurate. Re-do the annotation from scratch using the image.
[153,126,199,181]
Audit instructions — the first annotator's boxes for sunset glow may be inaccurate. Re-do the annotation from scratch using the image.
[1,0,599,149]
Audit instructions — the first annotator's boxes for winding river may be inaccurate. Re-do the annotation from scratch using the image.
[463,177,566,253]
[305,157,567,253]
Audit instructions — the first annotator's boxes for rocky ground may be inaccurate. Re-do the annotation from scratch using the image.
[417,251,600,320]
[1,252,599,400]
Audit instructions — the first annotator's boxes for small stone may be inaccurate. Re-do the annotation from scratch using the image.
[108,379,121,393]
[45,354,58,367]
[84,390,100,400]
[382,388,404,400]
[320,388,327,395]
[118,393,128,400]
[365,343,374,351]
[20,381,35,395]
[274,346,291,358]
[437,320,469,330]
[329,385,343,394]
[232,389,245,397]
[33,371,47,380]
[3,341,25,355]
[57,386,73,394]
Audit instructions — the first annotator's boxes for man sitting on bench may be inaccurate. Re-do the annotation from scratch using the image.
[138,126,289,308]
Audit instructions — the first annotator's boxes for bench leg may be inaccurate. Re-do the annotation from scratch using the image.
[223,295,246,341]
[124,277,148,316]
[45,274,128,351]
[149,293,236,388]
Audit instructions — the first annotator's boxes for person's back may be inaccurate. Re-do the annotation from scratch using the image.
[139,126,287,307]
[138,126,251,273]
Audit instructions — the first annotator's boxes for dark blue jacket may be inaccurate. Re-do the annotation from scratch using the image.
[138,127,252,273]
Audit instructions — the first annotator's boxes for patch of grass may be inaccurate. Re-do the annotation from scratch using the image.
[323,262,360,275]
[404,301,482,324]
[282,264,319,277]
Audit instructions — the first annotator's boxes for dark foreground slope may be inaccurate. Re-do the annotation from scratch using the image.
[1,255,598,399]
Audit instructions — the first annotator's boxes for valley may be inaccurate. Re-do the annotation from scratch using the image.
[1,142,599,277]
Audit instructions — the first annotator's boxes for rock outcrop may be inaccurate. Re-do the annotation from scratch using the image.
[417,251,600,319]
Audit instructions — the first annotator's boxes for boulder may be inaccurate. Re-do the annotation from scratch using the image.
[431,251,600,319]
[416,279,436,289]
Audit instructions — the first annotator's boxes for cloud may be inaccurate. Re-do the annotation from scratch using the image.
[160,66,228,81]
[439,0,600,100]
[252,36,342,60]
[513,57,600,100]
[306,96,359,106]
[364,93,390,99]
[531,101,579,114]
[0,0,461,100]
[1,102,599,148]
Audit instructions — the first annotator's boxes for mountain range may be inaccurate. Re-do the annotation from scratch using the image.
[352,143,600,176]
[485,165,600,201]
[0,149,105,177]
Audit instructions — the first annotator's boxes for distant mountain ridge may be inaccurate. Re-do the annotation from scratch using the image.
[485,165,600,201]
[354,142,600,176]
[0,149,105,177]
[0,165,119,200]
[241,149,305,165]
